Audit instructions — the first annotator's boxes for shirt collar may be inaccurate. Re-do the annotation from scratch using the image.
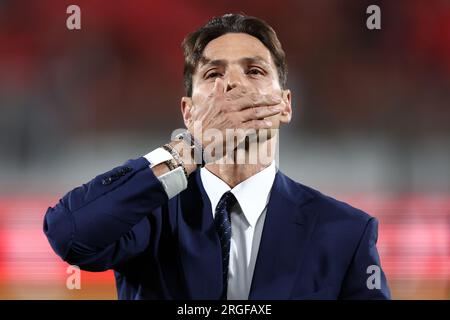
[200,161,277,227]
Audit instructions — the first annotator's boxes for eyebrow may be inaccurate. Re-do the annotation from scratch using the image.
[199,56,271,69]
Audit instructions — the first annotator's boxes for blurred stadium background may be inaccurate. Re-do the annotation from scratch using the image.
[0,0,449,299]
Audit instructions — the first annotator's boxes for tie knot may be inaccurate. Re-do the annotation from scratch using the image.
[216,191,237,212]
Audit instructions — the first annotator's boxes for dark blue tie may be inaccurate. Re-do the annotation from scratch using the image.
[214,191,237,300]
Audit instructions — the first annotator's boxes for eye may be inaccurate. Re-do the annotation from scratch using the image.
[205,71,223,79]
[247,67,265,76]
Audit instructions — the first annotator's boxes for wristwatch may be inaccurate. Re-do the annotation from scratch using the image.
[175,130,206,167]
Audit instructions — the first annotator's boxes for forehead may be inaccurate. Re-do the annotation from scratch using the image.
[200,33,274,67]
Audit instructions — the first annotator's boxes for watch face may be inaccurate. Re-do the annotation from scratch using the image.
[174,132,187,142]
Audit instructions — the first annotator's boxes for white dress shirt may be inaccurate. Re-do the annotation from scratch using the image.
[144,149,277,299]
[200,161,277,300]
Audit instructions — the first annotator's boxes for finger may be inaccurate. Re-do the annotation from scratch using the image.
[231,93,282,111]
[213,78,225,97]
[224,85,252,100]
[242,119,273,129]
[238,105,283,121]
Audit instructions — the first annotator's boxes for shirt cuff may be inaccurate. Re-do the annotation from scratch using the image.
[157,166,188,199]
[144,148,188,199]
[144,147,173,168]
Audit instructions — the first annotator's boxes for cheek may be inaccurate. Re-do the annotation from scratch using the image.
[251,76,282,95]
[191,83,214,105]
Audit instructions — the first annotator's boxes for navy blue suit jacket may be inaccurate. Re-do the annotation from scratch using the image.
[44,157,391,299]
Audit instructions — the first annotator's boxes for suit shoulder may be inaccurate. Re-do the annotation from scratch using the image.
[281,173,373,225]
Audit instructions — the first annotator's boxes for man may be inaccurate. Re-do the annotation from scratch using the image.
[43,14,390,299]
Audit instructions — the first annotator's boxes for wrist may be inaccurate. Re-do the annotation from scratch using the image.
[175,130,206,167]
[169,140,198,176]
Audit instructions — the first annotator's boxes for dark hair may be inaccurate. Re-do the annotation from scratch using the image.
[182,13,287,97]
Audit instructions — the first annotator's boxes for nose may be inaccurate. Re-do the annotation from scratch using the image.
[225,68,244,92]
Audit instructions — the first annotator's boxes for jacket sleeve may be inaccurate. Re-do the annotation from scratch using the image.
[338,217,391,299]
[43,157,168,271]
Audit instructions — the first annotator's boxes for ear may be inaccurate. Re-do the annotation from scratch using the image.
[180,96,193,127]
[279,89,292,124]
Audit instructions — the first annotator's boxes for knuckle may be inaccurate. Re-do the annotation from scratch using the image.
[265,93,273,102]
[229,117,239,128]
[249,92,259,103]
[218,101,227,112]
[247,120,257,127]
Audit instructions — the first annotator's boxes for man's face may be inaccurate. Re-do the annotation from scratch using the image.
[182,32,292,129]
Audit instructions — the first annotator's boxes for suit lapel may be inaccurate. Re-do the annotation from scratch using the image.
[248,171,317,299]
[177,170,223,299]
